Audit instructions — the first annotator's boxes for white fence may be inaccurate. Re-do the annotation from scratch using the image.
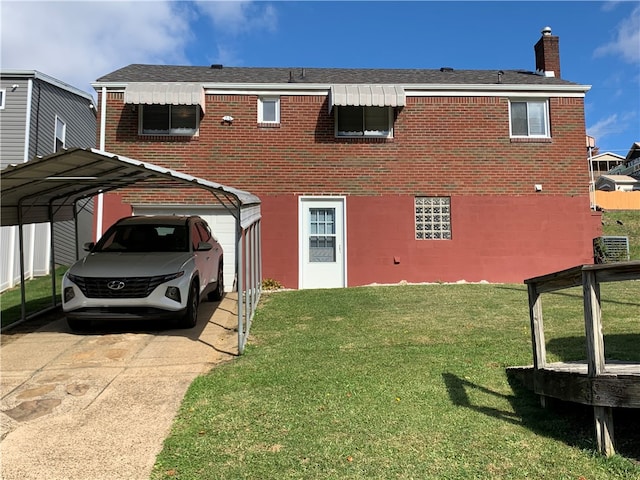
[0,223,51,292]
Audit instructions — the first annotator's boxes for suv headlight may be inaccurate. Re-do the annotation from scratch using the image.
[161,271,185,282]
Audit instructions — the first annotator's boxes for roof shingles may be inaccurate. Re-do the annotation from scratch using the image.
[96,64,580,86]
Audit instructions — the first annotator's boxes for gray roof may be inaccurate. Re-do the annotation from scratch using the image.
[2,69,95,101]
[96,64,581,86]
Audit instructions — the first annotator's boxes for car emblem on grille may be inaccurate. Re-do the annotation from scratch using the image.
[107,280,126,290]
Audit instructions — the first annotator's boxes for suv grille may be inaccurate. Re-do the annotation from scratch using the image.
[71,276,168,298]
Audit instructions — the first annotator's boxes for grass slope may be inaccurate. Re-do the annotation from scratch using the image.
[601,210,640,260]
[152,283,640,480]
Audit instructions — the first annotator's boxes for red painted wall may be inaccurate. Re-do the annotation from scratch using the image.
[347,195,600,286]
[97,89,602,286]
[96,193,132,240]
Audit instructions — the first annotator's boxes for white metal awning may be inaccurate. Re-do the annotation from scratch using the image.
[124,82,206,113]
[329,84,406,112]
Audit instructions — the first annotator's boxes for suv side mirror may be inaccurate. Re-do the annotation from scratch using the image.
[83,242,95,252]
[197,241,213,252]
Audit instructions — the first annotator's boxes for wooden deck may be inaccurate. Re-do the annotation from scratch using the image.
[507,260,640,456]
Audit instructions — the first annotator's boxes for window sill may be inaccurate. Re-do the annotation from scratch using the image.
[510,137,552,144]
[258,122,280,128]
[137,134,197,141]
[334,136,394,143]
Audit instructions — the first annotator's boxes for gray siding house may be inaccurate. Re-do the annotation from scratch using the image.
[0,70,97,291]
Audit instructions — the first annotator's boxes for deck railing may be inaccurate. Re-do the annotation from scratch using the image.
[524,260,640,456]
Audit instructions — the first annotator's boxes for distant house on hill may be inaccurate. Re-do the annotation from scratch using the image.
[590,151,625,180]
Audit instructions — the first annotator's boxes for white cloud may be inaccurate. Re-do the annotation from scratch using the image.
[587,111,637,143]
[195,1,277,35]
[594,5,640,64]
[1,1,194,96]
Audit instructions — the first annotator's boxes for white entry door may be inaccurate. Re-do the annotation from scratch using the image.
[299,198,346,289]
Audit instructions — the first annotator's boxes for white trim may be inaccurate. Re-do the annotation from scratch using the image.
[23,79,33,163]
[406,89,587,98]
[99,86,107,151]
[0,89,5,109]
[95,82,590,96]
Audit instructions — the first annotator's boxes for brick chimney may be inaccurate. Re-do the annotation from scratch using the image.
[534,26,560,78]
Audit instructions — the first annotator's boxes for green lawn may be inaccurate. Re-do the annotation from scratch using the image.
[0,266,66,328]
[151,282,640,480]
[602,210,640,261]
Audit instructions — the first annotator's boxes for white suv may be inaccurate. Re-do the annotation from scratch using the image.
[62,215,223,330]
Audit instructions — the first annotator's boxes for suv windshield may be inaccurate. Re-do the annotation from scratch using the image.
[95,224,189,253]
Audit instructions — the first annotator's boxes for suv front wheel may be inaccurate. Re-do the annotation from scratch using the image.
[180,281,199,328]
[208,263,224,302]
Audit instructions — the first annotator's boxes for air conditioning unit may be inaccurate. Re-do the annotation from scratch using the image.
[593,236,630,264]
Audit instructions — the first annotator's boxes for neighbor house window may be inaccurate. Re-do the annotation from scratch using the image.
[510,99,549,137]
[0,89,5,109]
[258,96,280,123]
[140,105,198,135]
[336,106,392,137]
[415,197,451,240]
[55,116,66,152]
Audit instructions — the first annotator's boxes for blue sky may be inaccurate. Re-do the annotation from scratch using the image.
[2,1,638,156]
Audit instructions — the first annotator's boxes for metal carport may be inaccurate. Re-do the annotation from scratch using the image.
[0,147,261,353]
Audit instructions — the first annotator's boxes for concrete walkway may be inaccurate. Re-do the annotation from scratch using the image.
[1,295,239,480]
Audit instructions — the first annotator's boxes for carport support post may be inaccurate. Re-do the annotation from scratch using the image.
[17,215,27,322]
[48,202,57,306]
[236,217,245,354]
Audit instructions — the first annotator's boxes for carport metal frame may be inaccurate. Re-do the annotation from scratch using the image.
[0,148,261,353]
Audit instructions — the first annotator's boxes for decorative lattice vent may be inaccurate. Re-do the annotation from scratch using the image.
[593,236,630,263]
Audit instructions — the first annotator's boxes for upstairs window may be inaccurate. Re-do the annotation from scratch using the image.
[140,105,198,135]
[510,99,549,137]
[258,96,280,123]
[55,116,66,152]
[0,89,5,109]
[336,106,393,138]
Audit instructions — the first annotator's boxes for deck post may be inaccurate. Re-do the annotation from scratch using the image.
[528,283,547,370]
[594,406,615,457]
[583,270,605,376]
[583,270,614,456]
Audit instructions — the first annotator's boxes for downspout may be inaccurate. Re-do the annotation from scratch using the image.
[96,86,107,239]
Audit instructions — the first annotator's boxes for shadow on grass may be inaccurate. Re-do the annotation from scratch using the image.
[442,372,640,461]
[545,334,640,363]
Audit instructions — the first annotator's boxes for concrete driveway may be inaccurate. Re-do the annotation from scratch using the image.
[1,294,239,480]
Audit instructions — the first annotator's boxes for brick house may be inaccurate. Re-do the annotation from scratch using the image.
[92,27,601,289]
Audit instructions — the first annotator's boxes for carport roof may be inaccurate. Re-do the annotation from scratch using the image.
[0,148,260,227]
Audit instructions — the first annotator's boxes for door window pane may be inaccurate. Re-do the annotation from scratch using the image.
[309,208,336,262]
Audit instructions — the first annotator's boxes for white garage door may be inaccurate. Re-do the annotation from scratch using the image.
[132,205,236,292]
